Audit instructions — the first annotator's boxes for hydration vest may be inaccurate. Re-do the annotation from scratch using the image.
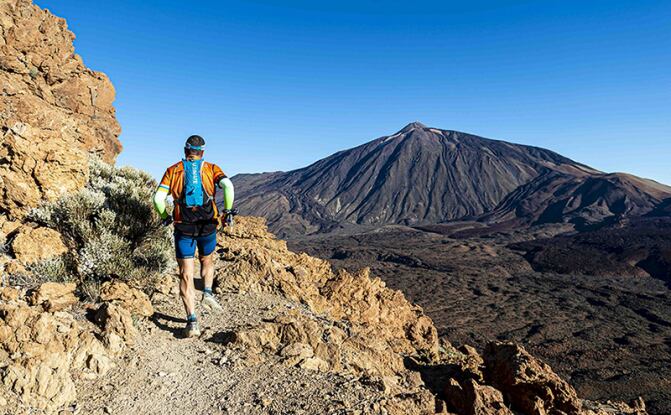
[178,158,215,225]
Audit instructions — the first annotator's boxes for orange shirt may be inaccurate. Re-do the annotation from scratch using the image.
[158,160,227,223]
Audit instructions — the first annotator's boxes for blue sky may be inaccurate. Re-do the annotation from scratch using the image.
[36,0,670,184]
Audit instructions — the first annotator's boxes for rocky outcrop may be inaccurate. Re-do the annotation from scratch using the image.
[0,282,147,413]
[0,0,121,218]
[217,217,437,367]
[100,280,154,318]
[217,217,438,360]
[95,302,138,350]
[483,342,582,414]
[28,281,77,312]
[445,378,513,415]
[216,217,439,413]
[11,226,67,264]
[0,290,113,412]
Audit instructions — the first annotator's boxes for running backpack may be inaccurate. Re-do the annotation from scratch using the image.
[182,158,204,207]
[179,159,215,223]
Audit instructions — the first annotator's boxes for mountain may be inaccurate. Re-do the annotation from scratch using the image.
[233,122,670,236]
[480,172,671,230]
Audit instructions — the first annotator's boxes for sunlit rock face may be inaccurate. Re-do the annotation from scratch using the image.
[0,0,122,218]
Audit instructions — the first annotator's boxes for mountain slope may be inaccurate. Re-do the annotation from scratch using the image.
[480,172,671,230]
[234,122,605,236]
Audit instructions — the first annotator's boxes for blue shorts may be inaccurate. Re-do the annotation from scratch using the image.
[174,231,217,259]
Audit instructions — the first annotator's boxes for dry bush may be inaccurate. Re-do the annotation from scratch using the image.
[28,157,174,299]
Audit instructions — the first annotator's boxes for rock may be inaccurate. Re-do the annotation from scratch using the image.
[0,0,121,219]
[299,357,329,372]
[99,280,153,317]
[0,302,112,412]
[11,227,67,264]
[582,398,647,415]
[86,353,114,376]
[483,341,582,415]
[29,282,77,312]
[0,286,21,302]
[445,378,512,415]
[457,344,485,383]
[280,342,314,366]
[217,216,439,363]
[3,259,27,276]
[153,274,176,295]
[0,219,22,235]
[95,302,138,347]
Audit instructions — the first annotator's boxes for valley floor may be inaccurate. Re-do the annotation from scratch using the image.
[290,226,671,415]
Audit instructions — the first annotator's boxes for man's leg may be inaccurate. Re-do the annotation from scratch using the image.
[200,253,215,293]
[177,257,196,317]
[198,232,223,312]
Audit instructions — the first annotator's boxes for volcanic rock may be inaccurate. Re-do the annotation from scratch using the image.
[29,281,77,312]
[99,280,154,317]
[95,302,138,348]
[0,0,121,218]
[217,216,439,362]
[0,301,113,412]
[11,226,67,264]
[445,378,513,415]
[483,341,582,414]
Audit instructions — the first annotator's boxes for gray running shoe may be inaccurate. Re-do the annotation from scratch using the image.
[184,320,201,338]
[201,293,224,313]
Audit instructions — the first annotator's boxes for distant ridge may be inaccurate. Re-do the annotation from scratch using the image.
[232,123,671,237]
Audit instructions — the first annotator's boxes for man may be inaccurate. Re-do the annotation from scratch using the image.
[152,135,235,337]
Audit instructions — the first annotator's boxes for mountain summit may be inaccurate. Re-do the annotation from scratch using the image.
[232,123,671,236]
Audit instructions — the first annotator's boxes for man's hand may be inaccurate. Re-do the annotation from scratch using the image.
[223,209,238,227]
[161,216,173,227]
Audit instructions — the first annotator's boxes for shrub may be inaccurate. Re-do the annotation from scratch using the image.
[28,157,174,299]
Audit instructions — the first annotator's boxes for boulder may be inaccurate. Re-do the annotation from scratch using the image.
[95,302,138,347]
[29,282,77,312]
[483,341,582,415]
[11,227,67,264]
[445,378,513,415]
[99,280,153,317]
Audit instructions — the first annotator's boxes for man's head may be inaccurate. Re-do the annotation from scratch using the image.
[184,135,205,159]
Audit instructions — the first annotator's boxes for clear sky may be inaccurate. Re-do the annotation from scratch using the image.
[36,0,670,184]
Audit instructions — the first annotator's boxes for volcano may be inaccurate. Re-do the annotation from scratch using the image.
[232,123,670,236]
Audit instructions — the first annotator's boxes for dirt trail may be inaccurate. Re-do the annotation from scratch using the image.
[75,281,387,415]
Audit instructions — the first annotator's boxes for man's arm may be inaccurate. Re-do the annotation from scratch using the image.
[153,170,171,220]
[153,187,169,219]
[212,164,234,210]
[218,177,235,210]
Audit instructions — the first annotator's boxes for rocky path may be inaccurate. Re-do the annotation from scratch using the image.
[75,281,387,415]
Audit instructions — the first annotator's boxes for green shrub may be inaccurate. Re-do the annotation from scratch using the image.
[28,157,174,299]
